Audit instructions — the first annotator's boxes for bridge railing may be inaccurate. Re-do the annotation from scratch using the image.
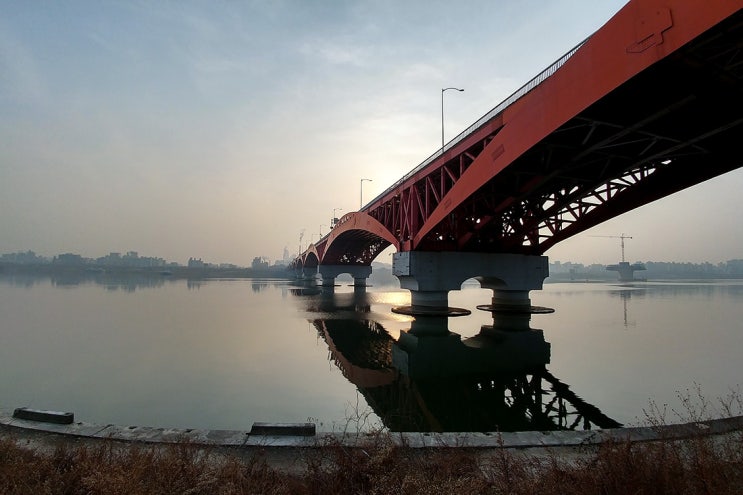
[363,36,591,210]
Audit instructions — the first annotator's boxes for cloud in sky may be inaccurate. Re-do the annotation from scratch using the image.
[1,0,741,266]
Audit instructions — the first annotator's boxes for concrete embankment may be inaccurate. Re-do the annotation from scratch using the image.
[3,409,742,451]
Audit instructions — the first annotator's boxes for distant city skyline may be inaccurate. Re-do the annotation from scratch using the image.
[2,247,741,270]
[2,1,741,266]
[0,249,238,268]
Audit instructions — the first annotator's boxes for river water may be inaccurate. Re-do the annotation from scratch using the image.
[1,272,741,432]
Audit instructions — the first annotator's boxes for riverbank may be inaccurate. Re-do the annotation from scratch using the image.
[4,410,743,450]
[2,412,743,494]
[3,410,743,468]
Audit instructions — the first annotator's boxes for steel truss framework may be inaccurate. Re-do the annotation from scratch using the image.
[294,2,742,269]
[363,5,743,256]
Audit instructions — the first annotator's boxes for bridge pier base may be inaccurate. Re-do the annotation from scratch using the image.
[408,316,451,335]
[476,283,555,315]
[318,265,372,288]
[392,251,549,316]
[292,267,317,284]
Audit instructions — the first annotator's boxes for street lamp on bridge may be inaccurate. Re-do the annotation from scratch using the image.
[360,178,372,209]
[332,207,342,227]
[441,87,464,153]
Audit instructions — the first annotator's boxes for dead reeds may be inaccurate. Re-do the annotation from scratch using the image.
[1,387,741,494]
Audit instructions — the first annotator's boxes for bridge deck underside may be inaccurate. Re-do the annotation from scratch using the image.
[367,8,743,255]
[320,230,392,265]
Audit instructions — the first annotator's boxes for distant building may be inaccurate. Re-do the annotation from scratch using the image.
[726,259,743,275]
[188,257,206,268]
[251,257,270,270]
[52,253,85,265]
[94,251,166,267]
[0,250,47,264]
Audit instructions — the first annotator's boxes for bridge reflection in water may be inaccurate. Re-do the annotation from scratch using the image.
[289,286,620,433]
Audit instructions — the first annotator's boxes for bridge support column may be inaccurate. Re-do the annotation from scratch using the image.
[392,251,549,316]
[318,265,373,288]
[301,266,318,283]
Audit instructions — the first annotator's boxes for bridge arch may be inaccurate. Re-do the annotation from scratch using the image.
[295,1,742,315]
[321,212,399,265]
[356,3,743,256]
[302,246,320,268]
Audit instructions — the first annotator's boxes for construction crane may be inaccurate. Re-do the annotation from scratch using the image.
[589,233,633,262]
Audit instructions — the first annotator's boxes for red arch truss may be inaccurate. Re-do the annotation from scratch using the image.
[319,212,399,265]
[363,0,743,255]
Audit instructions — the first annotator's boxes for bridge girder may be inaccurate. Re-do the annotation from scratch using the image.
[363,0,742,255]
[293,0,741,271]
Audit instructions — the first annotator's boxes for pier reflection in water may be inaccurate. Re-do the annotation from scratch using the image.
[290,285,621,433]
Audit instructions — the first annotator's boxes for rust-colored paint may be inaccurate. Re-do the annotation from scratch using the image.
[296,0,742,266]
[414,0,742,248]
[327,212,398,249]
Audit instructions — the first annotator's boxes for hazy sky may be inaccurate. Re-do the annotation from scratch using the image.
[2,0,741,266]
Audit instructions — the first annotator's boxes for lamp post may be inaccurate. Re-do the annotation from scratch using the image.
[360,178,372,209]
[332,208,342,227]
[441,87,464,153]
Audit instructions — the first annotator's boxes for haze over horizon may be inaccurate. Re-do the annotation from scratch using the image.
[3,1,742,267]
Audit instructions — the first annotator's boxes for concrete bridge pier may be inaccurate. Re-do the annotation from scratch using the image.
[300,266,318,283]
[291,266,316,284]
[318,264,372,288]
[407,315,451,335]
[480,312,533,333]
[392,251,550,316]
[475,280,555,315]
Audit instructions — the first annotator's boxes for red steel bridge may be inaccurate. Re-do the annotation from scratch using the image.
[292,0,743,310]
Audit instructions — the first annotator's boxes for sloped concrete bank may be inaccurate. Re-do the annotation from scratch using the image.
[2,410,742,450]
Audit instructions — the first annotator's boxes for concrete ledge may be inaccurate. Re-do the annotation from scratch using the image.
[250,422,316,436]
[1,410,741,449]
[13,407,74,425]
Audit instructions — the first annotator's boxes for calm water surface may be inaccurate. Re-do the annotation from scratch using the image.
[1,273,741,432]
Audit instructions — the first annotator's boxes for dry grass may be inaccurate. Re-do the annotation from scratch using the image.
[1,429,742,494]
[2,388,742,494]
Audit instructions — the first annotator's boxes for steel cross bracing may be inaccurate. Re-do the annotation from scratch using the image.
[365,6,743,256]
[368,130,498,249]
[294,1,743,270]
